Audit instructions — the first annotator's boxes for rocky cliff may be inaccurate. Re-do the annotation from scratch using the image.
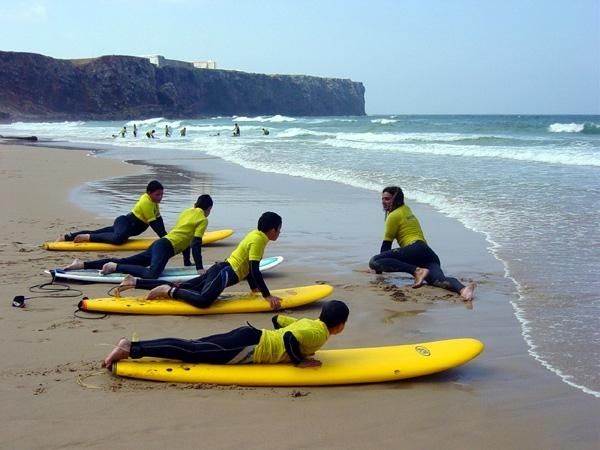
[0,51,365,122]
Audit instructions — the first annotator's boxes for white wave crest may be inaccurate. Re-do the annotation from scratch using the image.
[548,123,584,133]
[335,131,470,143]
[232,115,296,123]
[322,138,600,167]
[9,120,86,128]
[277,128,335,138]
[371,118,398,124]
[127,117,165,126]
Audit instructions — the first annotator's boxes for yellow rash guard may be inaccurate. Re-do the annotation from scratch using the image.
[253,316,329,363]
[384,204,426,247]
[165,208,208,254]
[226,229,269,280]
[130,193,161,224]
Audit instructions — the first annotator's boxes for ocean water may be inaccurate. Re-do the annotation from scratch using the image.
[2,114,599,396]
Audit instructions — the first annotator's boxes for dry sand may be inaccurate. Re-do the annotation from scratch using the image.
[0,143,598,449]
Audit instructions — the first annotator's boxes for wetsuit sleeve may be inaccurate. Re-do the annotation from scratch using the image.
[182,247,192,266]
[249,260,270,297]
[283,331,304,364]
[380,240,392,253]
[247,273,257,291]
[272,314,298,329]
[149,217,167,237]
[190,237,203,270]
[271,315,280,328]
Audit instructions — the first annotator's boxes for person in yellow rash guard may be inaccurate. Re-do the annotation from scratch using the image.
[116,211,283,310]
[101,300,349,370]
[62,180,167,244]
[368,186,476,302]
[63,195,213,279]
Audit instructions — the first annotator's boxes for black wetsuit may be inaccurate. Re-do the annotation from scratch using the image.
[65,213,166,245]
[369,241,466,294]
[129,325,261,364]
[135,261,240,308]
[83,237,175,279]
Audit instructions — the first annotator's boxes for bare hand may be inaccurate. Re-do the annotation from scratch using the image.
[297,359,322,368]
[197,269,207,276]
[266,295,282,310]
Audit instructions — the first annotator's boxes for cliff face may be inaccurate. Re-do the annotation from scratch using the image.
[0,51,365,121]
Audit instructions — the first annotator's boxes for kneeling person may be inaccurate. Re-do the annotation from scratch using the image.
[118,211,283,310]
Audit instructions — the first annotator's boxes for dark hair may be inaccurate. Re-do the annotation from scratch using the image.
[257,211,282,233]
[146,180,164,193]
[382,186,404,211]
[319,300,349,328]
[194,194,213,210]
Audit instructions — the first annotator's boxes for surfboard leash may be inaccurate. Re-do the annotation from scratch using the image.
[12,281,84,307]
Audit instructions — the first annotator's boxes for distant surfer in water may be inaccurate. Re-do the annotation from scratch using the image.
[61,180,166,245]
[262,128,270,135]
[368,186,476,302]
[102,300,349,369]
[146,129,156,139]
[232,123,240,136]
[64,195,213,279]
[116,212,283,310]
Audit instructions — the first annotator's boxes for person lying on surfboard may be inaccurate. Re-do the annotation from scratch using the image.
[63,195,213,279]
[116,211,284,310]
[61,180,167,245]
[368,185,476,302]
[102,300,349,369]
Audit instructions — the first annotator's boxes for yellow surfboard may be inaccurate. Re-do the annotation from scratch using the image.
[79,284,333,315]
[43,229,234,251]
[113,338,484,386]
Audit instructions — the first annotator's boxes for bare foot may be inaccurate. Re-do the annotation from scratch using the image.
[460,283,476,302]
[116,275,137,297]
[412,267,429,288]
[63,258,85,271]
[102,337,131,369]
[73,234,91,243]
[146,285,171,300]
[100,262,118,275]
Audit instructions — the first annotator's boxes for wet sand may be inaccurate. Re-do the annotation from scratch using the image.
[0,143,598,449]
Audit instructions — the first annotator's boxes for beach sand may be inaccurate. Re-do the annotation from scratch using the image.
[0,143,598,449]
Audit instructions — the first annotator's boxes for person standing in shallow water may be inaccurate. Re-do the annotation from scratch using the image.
[368,186,475,302]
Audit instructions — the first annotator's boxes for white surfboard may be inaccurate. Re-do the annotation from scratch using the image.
[46,256,284,283]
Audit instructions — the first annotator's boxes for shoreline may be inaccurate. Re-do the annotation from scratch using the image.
[98,141,600,399]
[1,142,598,449]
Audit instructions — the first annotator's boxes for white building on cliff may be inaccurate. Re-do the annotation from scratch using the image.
[147,55,216,70]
